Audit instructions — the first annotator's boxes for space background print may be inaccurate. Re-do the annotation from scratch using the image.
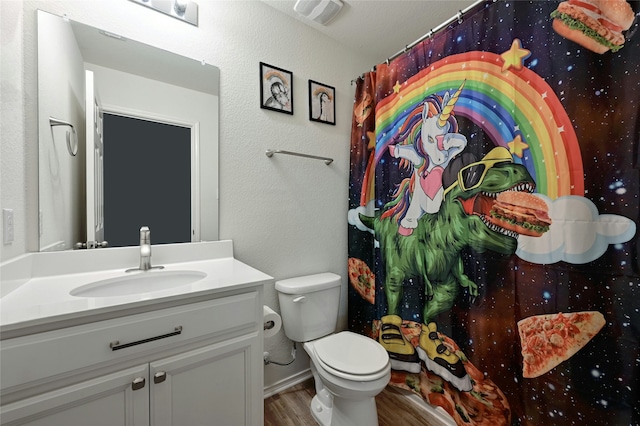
[347,1,639,425]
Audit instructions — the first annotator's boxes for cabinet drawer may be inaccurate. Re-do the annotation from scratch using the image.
[0,291,260,392]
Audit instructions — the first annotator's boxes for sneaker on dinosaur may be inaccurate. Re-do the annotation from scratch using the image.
[416,322,472,392]
[378,315,421,373]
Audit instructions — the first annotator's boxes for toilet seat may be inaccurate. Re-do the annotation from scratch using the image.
[310,331,389,381]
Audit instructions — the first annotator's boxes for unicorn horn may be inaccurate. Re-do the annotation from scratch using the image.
[438,80,466,127]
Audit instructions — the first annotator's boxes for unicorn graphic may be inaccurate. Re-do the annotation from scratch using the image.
[384,81,467,235]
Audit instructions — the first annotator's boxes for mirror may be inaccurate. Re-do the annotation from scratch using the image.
[37,10,219,251]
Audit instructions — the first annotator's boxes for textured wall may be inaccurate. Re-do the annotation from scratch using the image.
[0,0,376,388]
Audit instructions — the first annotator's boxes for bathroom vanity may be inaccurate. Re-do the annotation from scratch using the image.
[0,241,271,426]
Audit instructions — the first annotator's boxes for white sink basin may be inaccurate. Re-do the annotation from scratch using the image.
[70,270,207,298]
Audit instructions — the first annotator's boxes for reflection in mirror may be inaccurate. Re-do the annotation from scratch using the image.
[37,10,219,251]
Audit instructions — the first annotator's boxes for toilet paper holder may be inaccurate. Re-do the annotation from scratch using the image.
[264,320,276,330]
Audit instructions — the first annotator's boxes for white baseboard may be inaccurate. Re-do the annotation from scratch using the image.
[392,386,456,426]
[263,368,313,399]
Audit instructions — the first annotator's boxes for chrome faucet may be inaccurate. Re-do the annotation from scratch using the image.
[139,226,152,270]
[126,226,164,272]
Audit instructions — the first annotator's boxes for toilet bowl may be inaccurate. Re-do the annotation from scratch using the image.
[304,331,391,426]
[275,273,391,426]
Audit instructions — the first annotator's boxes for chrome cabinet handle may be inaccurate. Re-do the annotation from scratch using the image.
[110,326,183,351]
[154,371,167,384]
[131,377,146,391]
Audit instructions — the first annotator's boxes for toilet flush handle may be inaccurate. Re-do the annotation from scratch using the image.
[293,295,306,303]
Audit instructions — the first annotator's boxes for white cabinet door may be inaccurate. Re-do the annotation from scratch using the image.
[0,364,149,426]
[150,333,263,426]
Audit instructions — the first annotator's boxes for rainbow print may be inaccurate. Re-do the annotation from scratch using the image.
[372,48,584,200]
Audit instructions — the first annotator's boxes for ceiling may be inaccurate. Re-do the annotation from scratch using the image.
[261,0,478,64]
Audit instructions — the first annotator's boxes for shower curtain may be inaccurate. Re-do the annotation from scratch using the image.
[347,1,639,425]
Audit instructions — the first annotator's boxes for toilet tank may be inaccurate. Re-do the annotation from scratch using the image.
[275,273,341,342]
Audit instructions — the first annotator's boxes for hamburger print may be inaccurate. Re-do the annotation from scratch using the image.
[551,0,636,54]
[488,191,552,237]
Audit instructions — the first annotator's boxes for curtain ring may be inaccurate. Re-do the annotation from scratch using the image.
[386,58,390,66]
[457,10,463,24]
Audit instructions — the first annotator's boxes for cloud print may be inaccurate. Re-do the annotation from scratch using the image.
[516,195,637,265]
[347,202,376,234]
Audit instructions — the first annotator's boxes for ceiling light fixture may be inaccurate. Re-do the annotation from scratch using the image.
[129,0,198,27]
[293,0,343,26]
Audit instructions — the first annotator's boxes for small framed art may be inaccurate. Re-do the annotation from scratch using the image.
[260,62,293,115]
[308,80,335,125]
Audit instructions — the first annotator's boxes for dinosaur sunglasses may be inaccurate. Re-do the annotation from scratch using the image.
[444,147,513,195]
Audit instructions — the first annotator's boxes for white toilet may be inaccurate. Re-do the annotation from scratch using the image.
[276,273,391,426]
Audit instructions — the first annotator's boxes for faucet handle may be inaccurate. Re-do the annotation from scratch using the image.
[140,226,150,244]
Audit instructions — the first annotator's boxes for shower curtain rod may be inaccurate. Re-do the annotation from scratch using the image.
[351,0,489,85]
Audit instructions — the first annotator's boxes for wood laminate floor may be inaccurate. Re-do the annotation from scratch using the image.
[264,379,443,426]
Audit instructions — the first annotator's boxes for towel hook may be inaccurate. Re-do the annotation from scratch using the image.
[49,117,78,156]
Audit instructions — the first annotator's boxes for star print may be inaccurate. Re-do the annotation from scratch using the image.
[500,39,531,72]
[508,134,529,158]
[393,81,401,93]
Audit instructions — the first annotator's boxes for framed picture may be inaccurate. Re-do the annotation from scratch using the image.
[308,80,335,125]
[260,62,293,115]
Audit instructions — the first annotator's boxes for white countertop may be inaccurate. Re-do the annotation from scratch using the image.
[0,241,273,337]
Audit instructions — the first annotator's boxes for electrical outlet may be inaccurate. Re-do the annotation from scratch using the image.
[3,208,14,244]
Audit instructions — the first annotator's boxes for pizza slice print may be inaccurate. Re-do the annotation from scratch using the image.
[517,311,605,378]
[348,257,375,304]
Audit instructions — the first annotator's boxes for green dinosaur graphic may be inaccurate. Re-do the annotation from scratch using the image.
[360,147,540,392]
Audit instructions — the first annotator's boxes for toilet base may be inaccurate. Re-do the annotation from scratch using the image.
[309,392,380,426]
[309,394,332,426]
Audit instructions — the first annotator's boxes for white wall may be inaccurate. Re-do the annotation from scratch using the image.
[1,0,36,259]
[0,0,377,388]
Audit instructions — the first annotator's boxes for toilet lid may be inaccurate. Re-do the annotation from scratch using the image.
[313,331,389,376]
